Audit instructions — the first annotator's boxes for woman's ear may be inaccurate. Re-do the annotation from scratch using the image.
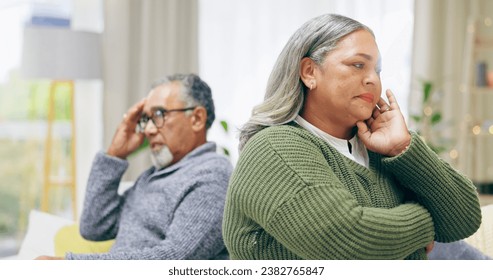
[300,57,317,90]
[190,106,207,132]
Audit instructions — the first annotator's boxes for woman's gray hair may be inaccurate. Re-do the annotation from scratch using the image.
[151,73,215,129]
[238,14,373,151]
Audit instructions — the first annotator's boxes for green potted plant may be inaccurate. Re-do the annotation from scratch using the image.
[410,81,451,155]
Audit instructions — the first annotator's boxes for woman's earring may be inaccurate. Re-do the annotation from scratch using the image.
[310,81,315,90]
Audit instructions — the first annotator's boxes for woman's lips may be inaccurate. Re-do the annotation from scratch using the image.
[358,93,374,103]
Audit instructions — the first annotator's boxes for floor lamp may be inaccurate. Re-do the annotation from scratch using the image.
[21,25,102,220]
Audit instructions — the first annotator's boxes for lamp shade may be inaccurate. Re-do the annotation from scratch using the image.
[21,25,102,80]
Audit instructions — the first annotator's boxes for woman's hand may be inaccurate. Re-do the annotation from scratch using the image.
[107,98,147,159]
[356,89,411,157]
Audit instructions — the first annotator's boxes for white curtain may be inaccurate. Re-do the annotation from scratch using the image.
[410,0,483,176]
[103,0,198,180]
[199,0,414,165]
[411,0,477,134]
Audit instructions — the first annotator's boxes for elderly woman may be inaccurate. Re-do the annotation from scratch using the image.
[222,14,482,260]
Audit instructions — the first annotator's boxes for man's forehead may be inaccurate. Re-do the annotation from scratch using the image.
[150,81,181,96]
[145,83,183,110]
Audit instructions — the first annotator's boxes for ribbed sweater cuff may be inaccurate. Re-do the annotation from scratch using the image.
[381,132,447,195]
[95,151,129,175]
[90,151,129,188]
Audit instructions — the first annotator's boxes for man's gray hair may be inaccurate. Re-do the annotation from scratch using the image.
[239,14,374,150]
[151,73,215,129]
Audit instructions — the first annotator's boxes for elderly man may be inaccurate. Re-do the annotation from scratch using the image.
[39,73,232,260]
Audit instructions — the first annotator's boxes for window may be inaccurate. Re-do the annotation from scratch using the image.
[0,0,103,258]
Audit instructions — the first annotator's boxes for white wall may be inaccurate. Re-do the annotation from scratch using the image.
[74,81,102,219]
[72,0,103,219]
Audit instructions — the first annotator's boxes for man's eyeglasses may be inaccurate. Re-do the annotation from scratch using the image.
[139,107,196,130]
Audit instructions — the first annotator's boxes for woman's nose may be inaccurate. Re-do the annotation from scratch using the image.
[364,69,380,86]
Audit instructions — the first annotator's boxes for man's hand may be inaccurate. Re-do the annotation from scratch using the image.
[356,89,411,157]
[107,98,147,159]
[35,255,64,260]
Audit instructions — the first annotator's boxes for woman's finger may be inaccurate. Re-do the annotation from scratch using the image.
[372,106,381,119]
[386,89,400,111]
[376,96,390,113]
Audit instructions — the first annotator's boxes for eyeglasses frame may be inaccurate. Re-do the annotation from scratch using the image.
[139,106,196,130]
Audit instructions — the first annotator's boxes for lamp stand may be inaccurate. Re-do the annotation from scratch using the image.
[41,80,77,221]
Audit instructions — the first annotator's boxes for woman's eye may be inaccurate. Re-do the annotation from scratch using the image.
[353,63,364,69]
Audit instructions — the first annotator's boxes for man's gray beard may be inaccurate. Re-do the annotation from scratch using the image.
[150,145,174,169]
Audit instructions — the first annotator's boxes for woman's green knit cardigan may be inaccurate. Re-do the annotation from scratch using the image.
[223,124,482,259]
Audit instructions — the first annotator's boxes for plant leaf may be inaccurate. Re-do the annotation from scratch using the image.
[431,112,442,124]
[222,147,230,156]
[220,120,228,133]
[410,115,422,122]
[423,82,432,103]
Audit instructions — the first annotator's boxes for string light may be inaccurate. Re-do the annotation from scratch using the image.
[423,106,433,116]
[472,125,481,135]
[484,17,492,26]
[449,149,459,159]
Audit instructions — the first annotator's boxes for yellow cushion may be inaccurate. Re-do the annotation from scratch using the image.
[54,224,115,257]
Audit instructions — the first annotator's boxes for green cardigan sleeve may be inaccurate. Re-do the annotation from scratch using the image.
[382,132,482,242]
[231,127,435,259]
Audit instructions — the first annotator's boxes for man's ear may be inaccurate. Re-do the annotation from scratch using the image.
[300,57,317,90]
[191,107,207,132]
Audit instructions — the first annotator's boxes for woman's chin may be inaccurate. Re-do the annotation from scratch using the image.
[357,112,373,122]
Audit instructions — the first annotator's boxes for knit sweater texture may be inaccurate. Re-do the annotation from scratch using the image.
[223,124,482,259]
[66,142,233,260]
